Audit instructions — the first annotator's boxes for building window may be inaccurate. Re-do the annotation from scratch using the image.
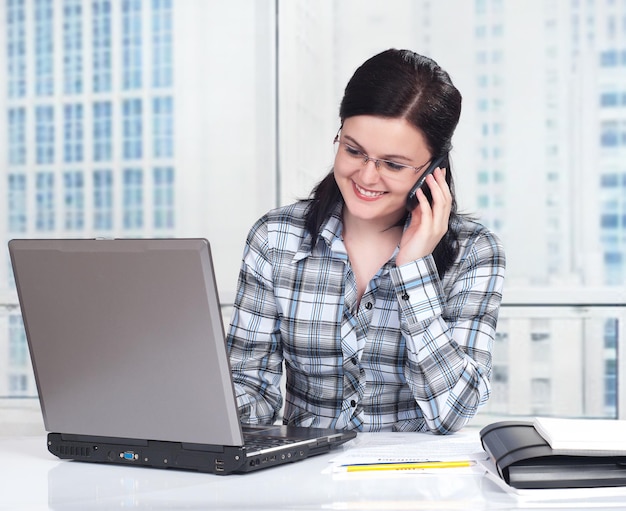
[605,359,617,409]
[35,0,54,96]
[600,91,619,107]
[154,166,174,229]
[8,108,27,165]
[93,0,112,93]
[9,315,27,367]
[64,171,84,230]
[94,169,113,230]
[604,252,624,284]
[600,120,619,147]
[153,96,173,158]
[63,0,83,95]
[600,49,618,67]
[123,168,143,229]
[122,0,143,90]
[152,0,173,88]
[601,214,619,229]
[93,101,112,161]
[64,104,83,163]
[36,105,55,164]
[601,173,619,187]
[123,98,143,159]
[8,173,27,233]
[7,0,27,98]
[36,172,55,231]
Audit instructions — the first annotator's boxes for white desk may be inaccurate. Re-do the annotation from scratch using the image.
[3,432,626,510]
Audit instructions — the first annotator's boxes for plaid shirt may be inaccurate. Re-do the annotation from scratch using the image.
[226,200,505,433]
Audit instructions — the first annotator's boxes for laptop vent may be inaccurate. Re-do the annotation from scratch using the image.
[59,445,92,458]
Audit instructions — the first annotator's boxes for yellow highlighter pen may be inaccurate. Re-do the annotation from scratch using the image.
[344,460,475,472]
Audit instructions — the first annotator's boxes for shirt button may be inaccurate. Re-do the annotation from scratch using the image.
[365,302,373,310]
[350,400,357,407]
[402,293,410,300]
[351,357,358,365]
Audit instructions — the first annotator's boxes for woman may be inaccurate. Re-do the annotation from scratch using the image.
[226,49,506,434]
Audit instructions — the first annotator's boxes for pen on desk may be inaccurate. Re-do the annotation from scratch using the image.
[343,460,476,472]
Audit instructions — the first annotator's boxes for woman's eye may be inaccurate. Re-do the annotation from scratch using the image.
[383,160,406,172]
[344,145,362,157]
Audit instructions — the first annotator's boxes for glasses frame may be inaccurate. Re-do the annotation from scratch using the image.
[333,131,431,176]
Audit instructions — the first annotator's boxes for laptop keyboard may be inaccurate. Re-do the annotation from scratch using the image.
[243,434,303,455]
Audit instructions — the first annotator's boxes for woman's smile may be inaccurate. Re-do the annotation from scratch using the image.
[353,181,386,200]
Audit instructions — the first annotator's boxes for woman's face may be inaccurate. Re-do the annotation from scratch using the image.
[333,115,432,227]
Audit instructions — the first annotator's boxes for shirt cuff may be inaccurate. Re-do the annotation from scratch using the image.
[390,256,444,326]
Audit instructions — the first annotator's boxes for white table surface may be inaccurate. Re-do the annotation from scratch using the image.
[3,432,626,511]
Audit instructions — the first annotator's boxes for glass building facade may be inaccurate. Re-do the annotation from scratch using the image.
[3,0,175,396]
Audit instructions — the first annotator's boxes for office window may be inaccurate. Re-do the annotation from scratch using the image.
[35,0,54,96]
[64,104,84,163]
[123,99,143,159]
[63,0,83,95]
[122,0,142,90]
[154,166,174,229]
[93,0,112,93]
[153,96,173,158]
[35,105,55,164]
[123,168,143,229]
[8,108,27,165]
[64,171,84,230]
[7,0,26,98]
[35,172,55,231]
[93,101,112,161]
[8,173,27,233]
[94,169,113,230]
[152,0,173,88]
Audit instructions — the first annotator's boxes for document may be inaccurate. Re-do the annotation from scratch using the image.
[327,430,488,473]
[533,417,626,453]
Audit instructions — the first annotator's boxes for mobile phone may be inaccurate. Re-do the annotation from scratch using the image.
[405,154,446,211]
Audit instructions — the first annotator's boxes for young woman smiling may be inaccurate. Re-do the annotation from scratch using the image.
[226,49,506,434]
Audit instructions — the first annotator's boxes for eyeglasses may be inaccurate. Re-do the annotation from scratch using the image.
[333,135,430,178]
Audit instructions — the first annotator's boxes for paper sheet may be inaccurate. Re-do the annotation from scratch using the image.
[327,429,488,471]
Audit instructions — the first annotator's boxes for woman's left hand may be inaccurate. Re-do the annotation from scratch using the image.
[396,167,452,266]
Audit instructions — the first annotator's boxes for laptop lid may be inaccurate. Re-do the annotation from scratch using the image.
[9,238,243,446]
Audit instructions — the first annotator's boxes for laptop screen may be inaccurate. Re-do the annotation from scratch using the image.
[9,238,243,446]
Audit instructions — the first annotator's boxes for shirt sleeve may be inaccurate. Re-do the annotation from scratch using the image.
[389,229,505,434]
[226,217,284,425]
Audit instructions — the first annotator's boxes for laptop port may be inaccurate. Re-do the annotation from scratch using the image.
[120,451,138,461]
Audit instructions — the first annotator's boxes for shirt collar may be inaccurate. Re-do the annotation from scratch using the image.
[293,202,344,262]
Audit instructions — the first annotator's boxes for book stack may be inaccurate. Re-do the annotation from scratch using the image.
[480,418,626,489]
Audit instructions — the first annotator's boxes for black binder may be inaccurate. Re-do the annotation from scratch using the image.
[480,421,626,489]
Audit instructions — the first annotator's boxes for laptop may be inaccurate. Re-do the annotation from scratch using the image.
[8,238,356,474]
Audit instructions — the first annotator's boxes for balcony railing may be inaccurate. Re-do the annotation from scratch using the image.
[2,287,626,424]
[477,287,626,425]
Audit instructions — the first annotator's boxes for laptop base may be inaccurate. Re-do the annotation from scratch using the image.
[48,429,354,474]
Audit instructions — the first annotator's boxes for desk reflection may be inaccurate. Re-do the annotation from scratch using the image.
[47,456,494,510]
